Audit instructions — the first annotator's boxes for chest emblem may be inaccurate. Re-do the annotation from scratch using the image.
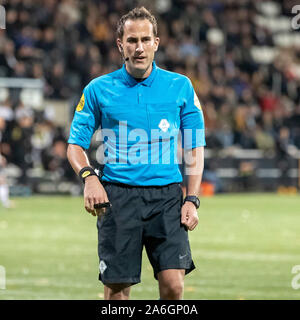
[158,119,170,132]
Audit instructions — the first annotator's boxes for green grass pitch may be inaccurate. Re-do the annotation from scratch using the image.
[1,193,300,300]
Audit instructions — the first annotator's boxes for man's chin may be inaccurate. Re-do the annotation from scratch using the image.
[127,61,152,77]
[133,61,147,69]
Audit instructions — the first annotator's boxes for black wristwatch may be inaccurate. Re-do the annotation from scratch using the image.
[184,195,200,209]
[79,166,97,184]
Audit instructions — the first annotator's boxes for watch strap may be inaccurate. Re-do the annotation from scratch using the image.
[184,195,200,209]
[79,167,97,184]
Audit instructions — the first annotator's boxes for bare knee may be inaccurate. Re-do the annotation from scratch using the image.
[158,270,185,300]
[160,281,184,300]
[104,283,131,300]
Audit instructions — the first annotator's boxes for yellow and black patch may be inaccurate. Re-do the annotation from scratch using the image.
[76,93,85,112]
[81,171,91,179]
[194,92,202,110]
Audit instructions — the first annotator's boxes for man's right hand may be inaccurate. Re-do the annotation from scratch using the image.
[84,176,109,217]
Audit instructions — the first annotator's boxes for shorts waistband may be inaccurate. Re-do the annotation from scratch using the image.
[100,181,180,189]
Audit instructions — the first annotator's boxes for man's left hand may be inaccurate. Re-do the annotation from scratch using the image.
[181,202,199,231]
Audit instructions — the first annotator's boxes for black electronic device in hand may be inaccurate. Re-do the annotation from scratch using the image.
[94,202,111,209]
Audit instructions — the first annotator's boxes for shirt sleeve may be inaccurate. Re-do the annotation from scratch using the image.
[68,83,101,150]
[180,78,206,149]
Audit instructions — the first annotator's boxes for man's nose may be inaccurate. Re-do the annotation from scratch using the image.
[136,41,144,53]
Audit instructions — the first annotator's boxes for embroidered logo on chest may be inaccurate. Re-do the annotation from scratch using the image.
[158,119,170,132]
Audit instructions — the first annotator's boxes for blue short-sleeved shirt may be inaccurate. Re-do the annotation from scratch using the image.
[68,61,205,186]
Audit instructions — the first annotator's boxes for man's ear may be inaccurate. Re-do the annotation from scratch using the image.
[154,37,160,52]
[116,38,123,53]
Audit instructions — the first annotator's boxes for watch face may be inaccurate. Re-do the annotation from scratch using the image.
[192,197,199,209]
[185,196,200,209]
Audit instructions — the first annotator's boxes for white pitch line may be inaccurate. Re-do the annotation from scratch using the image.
[193,249,300,262]
[5,278,95,289]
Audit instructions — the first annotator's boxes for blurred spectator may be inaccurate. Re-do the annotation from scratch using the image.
[238,161,256,191]
[0,154,12,208]
[254,123,276,153]
[0,40,17,76]
[41,139,76,181]
[0,98,14,122]
[10,105,34,183]
[276,127,296,187]
[288,104,300,149]
[47,62,71,99]
[215,103,234,148]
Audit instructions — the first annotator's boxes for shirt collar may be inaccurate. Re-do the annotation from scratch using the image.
[121,61,157,87]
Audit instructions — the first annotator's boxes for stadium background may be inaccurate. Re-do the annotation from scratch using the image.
[0,0,300,300]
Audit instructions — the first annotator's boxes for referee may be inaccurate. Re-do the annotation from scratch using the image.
[67,7,205,300]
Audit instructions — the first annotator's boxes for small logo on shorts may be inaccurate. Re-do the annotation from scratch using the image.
[158,119,170,132]
[179,254,188,260]
[99,261,107,274]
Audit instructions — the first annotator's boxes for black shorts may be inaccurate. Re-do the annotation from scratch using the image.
[96,182,195,285]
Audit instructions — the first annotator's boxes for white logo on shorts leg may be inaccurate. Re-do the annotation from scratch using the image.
[99,261,107,274]
[158,119,170,132]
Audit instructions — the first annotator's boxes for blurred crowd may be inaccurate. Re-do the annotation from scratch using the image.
[0,0,300,185]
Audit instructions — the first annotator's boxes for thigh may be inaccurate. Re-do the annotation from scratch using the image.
[97,183,143,285]
[143,184,196,280]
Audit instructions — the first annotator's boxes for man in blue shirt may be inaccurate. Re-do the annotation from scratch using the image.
[67,7,205,300]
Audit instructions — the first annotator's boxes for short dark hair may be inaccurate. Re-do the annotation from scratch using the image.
[116,7,158,39]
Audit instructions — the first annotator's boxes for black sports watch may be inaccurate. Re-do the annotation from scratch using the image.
[79,166,97,184]
[184,195,200,209]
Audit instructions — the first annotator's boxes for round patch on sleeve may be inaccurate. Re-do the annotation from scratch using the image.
[194,92,202,110]
[76,93,85,112]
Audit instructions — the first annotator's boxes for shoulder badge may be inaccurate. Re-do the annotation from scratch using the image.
[76,93,85,112]
[194,92,202,110]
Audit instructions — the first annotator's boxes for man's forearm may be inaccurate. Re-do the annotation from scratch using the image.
[184,146,204,196]
[67,144,91,175]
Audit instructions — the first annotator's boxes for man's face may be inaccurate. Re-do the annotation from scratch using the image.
[117,19,159,78]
